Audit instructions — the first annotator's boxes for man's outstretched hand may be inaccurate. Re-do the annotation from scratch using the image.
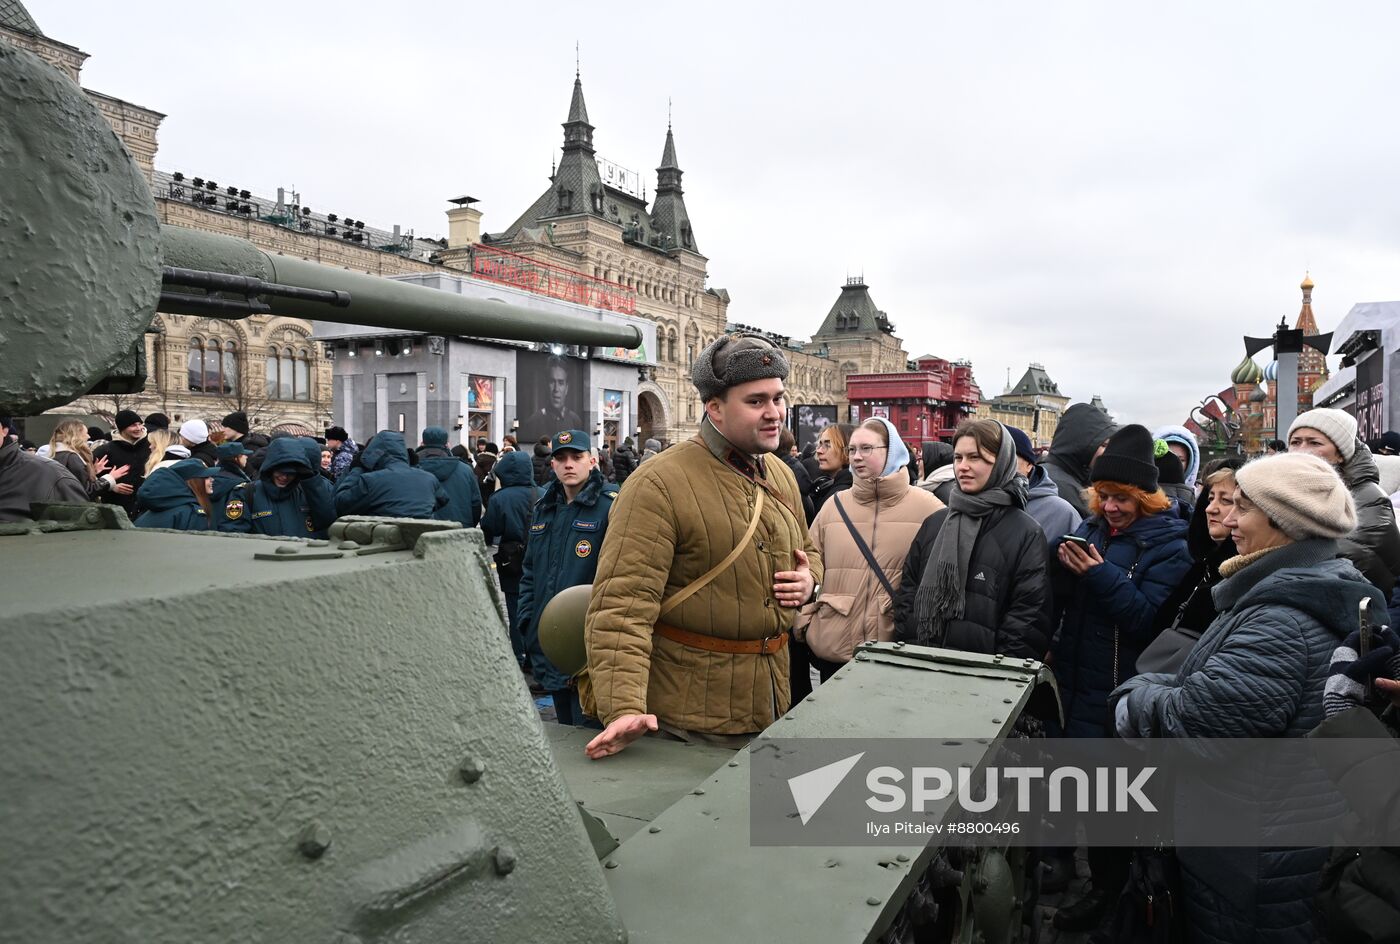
[585,713,659,760]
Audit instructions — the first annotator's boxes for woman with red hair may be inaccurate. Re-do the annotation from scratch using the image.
[1048,423,1192,932]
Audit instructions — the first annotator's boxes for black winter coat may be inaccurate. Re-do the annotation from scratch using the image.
[1339,442,1400,595]
[782,454,817,524]
[474,452,498,505]
[479,451,540,592]
[93,436,151,517]
[1150,491,1238,640]
[1311,706,1400,943]
[1038,403,1117,517]
[188,440,218,467]
[532,441,554,487]
[810,467,853,516]
[612,444,638,484]
[892,505,1051,659]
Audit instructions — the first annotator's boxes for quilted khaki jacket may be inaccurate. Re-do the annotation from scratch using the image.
[799,470,943,663]
[581,423,822,734]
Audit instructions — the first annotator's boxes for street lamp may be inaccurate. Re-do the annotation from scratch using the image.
[1244,317,1332,438]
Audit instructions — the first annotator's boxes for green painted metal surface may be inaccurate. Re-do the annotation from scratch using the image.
[0,42,161,416]
[0,516,625,943]
[547,723,736,844]
[596,643,1054,944]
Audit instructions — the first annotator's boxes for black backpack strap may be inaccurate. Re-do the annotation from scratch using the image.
[833,494,897,599]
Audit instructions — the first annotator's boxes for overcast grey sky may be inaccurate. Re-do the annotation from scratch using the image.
[33,0,1400,427]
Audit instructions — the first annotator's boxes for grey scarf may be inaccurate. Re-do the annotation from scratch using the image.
[914,424,1028,645]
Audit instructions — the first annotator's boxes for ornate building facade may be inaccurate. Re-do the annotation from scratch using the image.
[471,75,896,442]
[975,364,1070,449]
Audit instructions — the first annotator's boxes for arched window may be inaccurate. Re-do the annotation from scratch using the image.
[203,339,222,393]
[685,324,699,366]
[188,336,238,393]
[278,348,294,400]
[295,349,310,401]
[265,349,279,398]
[188,337,205,392]
[667,329,678,363]
[221,341,238,394]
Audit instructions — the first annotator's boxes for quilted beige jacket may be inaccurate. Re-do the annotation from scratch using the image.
[799,470,942,663]
[580,427,821,733]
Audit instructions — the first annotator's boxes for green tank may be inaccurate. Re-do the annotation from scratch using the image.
[0,40,1058,943]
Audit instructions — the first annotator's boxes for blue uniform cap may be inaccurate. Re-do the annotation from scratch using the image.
[170,458,217,480]
[550,429,591,455]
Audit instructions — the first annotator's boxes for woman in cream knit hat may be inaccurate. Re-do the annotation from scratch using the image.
[1111,452,1384,944]
[1289,407,1400,594]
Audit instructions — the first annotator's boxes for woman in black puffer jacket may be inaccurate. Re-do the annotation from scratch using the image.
[893,419,1050,659]
[1288,409,1400,595]
[1137,457,1242,674]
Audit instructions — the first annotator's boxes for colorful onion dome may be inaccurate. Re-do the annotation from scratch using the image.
[1231,354,1264,385]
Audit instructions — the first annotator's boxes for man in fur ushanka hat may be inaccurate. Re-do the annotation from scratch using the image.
[578,334,823,758]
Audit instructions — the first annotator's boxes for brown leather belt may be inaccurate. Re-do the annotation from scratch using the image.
[653,621,789,655]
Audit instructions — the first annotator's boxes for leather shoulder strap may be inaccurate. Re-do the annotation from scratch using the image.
[833,493,897,599]
[658,489,765,618]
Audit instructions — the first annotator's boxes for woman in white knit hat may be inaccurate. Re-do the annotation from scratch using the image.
[1111,452,1385,944]
[1289,407,1400,594]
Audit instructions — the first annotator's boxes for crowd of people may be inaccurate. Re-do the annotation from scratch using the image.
[5,338,1400,942]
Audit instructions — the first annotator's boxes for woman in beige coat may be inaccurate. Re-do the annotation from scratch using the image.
[798,418,943,679]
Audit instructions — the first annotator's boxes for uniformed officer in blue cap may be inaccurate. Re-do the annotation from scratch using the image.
[516,430,619,725]
[211,441,253,513]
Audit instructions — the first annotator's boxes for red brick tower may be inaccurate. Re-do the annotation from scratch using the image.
[1295,273,1329,415]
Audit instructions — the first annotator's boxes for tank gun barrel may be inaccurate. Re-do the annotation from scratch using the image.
[159,226,643,349]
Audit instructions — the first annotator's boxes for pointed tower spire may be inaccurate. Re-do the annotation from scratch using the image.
[565,74,592,139]
[546,66,603,217]
[649,113,695,252]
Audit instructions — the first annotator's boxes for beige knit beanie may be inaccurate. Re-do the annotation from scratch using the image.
[1235,452,1356,540]
[1289,408,1358,460]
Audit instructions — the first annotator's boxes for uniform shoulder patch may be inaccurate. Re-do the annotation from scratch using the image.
[602,487,620,500]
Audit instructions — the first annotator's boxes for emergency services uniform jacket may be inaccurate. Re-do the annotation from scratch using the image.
[218,437,336,538]
[334,431,447,519]
[417,445,483,527]
[516,468,618,692]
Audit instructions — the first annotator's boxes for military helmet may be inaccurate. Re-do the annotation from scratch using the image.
[538,583,592,676]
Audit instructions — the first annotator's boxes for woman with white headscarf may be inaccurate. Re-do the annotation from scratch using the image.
[893,419,1051,659]
[795,418,943,682]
